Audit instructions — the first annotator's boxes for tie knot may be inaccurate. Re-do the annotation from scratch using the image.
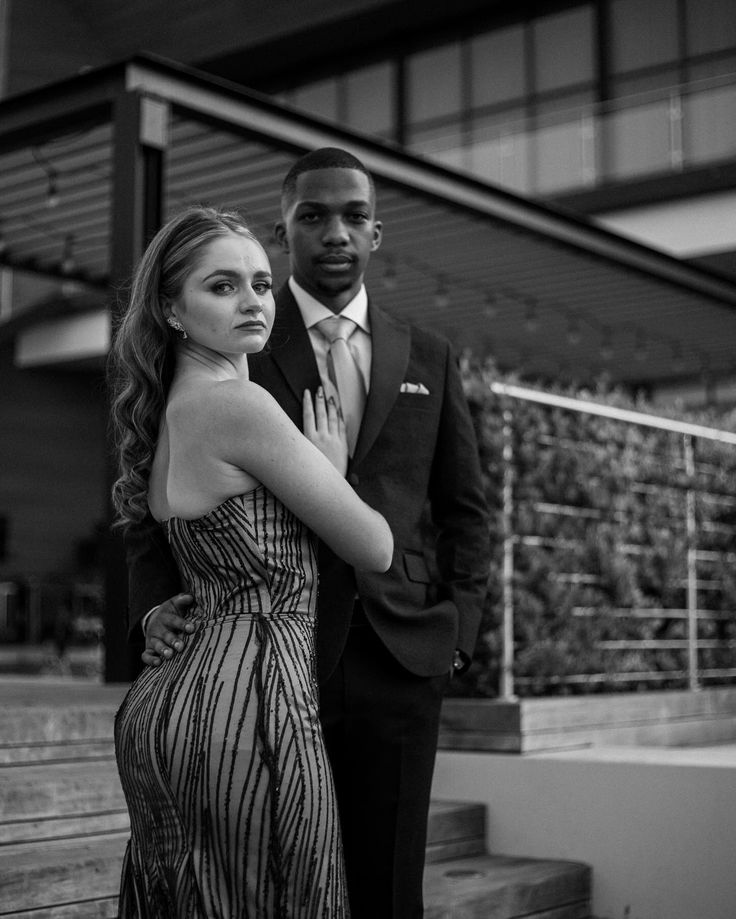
[316,315,357,344]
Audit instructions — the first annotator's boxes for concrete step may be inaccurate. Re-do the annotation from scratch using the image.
[0,801,482,912]
[426,799,486,863]
[0,833,127,915]
[1,760,125,822]
[0,740,115,765]
[0,679,592,918]
[0,837,591,918]
[424,853,591,919]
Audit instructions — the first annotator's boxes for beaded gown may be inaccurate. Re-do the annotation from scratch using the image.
[115,487,349,918]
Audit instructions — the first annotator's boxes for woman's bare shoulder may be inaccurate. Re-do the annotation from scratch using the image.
[166,378,284,436]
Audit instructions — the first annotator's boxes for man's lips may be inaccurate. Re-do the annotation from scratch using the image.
[317,255,354,268]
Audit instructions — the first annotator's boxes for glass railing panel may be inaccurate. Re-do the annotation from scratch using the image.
[683,82,736,165]
[467,127,532,195]
[533,118,592,193]
[602,98,674,180]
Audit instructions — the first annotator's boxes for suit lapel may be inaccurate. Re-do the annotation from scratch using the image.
[268,286,322,402]
[353,302,410,464]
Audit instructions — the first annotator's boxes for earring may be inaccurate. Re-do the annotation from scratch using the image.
[166,316,188,339]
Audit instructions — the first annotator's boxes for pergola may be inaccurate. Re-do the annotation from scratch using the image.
[3,54,736,382]
[3,53,736,678]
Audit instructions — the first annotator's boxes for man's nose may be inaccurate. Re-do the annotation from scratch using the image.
[322,216,349,244]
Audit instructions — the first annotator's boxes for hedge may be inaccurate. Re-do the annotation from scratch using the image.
[452,356,736,698]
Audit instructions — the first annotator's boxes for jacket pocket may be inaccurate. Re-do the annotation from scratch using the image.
[403,550,431,583]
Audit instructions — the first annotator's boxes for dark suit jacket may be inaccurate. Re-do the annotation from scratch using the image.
[126,285,489,683]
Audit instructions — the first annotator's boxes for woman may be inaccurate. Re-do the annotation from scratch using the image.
[109,205,392,918]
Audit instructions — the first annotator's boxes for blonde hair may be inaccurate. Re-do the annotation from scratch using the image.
[108,204,258,529]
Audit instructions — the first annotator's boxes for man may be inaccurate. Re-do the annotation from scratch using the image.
[127,147,489,918]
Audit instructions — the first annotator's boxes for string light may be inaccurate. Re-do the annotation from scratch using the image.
[382,256,397,290]
[566,314,581,345]
[599,326,613,361]
[61,234,75,274]
[483,292,498,319]
[32,148,60,208]
[634,329,648,362]
[434,275,449,309]
[671,342,685,374]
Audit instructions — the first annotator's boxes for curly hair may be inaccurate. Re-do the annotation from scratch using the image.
[108,204,259,530]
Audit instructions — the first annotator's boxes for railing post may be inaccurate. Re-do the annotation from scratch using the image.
[501,406,517,701]
[581,112,597,186]
[669,91,684,171]
[683,433,700,691]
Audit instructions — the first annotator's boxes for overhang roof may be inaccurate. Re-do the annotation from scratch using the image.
[1,53,736,387]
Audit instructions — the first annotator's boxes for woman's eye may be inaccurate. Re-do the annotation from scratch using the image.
[213,281,234,294]
[253,282,273,295]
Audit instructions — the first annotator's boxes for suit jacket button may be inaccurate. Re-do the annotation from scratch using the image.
[347,472,360,486]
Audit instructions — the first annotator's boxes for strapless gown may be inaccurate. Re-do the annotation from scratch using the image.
[114,487,349,918]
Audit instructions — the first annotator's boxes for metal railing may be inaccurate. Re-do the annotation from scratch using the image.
[410,72,736,196]
[490,380,736,700]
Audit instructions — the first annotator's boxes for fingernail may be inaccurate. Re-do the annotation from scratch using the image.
[317,387,324,397]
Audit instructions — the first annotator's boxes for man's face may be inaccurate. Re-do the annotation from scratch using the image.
[275,167,383,313]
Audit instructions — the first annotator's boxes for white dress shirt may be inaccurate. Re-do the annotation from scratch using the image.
[288,277,372,402]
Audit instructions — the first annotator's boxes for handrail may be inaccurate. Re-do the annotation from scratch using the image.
[488,378,736,700]
[489,379,736,444]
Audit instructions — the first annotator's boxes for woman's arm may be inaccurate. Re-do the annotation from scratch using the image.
[211,381,393,572]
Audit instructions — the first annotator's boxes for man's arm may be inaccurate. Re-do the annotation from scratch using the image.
[429,343,490,669]
[124,512,196,665]
[125,511,183,640]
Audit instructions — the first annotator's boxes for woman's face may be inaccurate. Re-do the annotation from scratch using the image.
[168,231,275,355]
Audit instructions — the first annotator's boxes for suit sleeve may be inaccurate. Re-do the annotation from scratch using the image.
[428,343,489,663]
[125,512,183,642]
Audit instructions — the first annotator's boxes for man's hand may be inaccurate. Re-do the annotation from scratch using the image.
[142,593,195,667]
[303,387,348,475]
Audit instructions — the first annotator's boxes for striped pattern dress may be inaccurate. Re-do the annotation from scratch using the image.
[115,487,349,918]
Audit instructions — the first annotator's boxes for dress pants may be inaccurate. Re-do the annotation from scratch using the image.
[319,606,448,919]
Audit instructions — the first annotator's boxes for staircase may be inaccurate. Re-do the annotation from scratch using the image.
[0,679,591,918]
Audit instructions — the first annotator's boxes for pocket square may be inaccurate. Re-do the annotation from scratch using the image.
[400,381,430,395]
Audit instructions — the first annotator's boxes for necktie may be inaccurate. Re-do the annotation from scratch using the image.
[315,316,366,456]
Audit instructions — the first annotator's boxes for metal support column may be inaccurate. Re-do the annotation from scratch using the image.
[103,91,168,683]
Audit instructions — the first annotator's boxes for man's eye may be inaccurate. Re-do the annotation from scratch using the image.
[350,213,369,223]
[298,212,319,223]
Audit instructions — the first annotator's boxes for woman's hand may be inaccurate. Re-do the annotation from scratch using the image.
[303,387,348,476]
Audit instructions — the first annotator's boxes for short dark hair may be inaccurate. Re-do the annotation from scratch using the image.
[281,147,376,211]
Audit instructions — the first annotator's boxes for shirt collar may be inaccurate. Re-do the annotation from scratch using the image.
[288,277,370,333]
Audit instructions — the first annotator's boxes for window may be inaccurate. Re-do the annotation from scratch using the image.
[686,0,736,56]
[344,62,396,137]
[407,41,462,124]
[471,25,526,109]
[533,5,595,93]
[610,0,680,74]
[291,78,339,122]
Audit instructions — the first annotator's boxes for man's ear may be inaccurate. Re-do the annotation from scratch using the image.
[273,221,289,254]
[371,220,383,252]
